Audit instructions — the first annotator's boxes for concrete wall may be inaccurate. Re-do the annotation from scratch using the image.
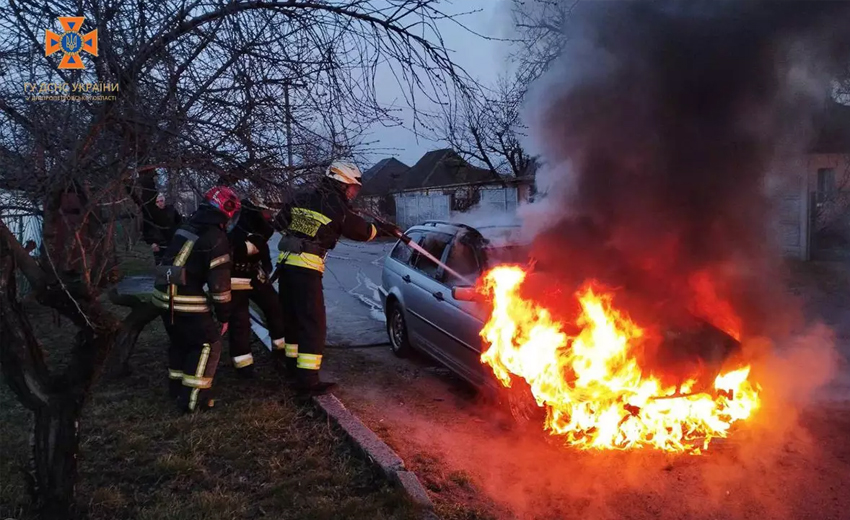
[393,184,526,231]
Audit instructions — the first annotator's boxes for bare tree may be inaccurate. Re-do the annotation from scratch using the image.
[510,0,580,90]
[440,74,532,177]
[0,1,476,517]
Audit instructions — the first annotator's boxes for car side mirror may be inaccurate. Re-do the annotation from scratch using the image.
[452,286,478,302]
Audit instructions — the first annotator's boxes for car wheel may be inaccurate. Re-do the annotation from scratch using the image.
[387,302,412,358]
[504,378,546,430]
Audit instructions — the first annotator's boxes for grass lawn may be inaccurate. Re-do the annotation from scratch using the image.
[0,303,418,520]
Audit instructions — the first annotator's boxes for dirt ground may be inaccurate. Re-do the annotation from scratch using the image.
[322,259,850,520]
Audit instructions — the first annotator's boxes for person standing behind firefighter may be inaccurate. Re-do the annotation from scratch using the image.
[152,186,240,413]
[226,196,288,378]
[273,161,400,394]
[144,194,183,264]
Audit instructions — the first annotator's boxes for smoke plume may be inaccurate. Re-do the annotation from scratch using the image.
[521,1,850,339]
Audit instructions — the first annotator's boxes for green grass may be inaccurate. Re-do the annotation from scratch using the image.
[0,303,417,520]
[115,241,156,277]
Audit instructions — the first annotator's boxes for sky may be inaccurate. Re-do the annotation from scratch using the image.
[360,0,516,168]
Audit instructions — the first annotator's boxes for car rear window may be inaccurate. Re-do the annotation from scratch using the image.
[389,231,421,264]
[412,232,452,279]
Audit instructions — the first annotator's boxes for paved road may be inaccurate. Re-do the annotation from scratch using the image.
[247,236,394,348]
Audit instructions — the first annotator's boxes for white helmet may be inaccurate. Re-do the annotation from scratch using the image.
[326,161,362,186]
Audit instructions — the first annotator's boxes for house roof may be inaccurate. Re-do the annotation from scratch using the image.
[810,101,850,154]
[397,149,500,192]
[360,158,410,197]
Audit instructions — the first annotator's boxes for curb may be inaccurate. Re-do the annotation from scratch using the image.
[311,394,437,516]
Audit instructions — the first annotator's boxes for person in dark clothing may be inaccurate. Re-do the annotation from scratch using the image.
[153,186,241,413]
[226,197,288,378]
[144,193,183,264]
[272,161,401,394]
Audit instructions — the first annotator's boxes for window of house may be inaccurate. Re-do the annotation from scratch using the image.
[389,231,421,265]
[411,232,452,279]
[817,168,836,193]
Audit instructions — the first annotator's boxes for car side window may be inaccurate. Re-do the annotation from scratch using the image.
[389,231,421,265]
[444,238,480,286]
[411,232,452,279]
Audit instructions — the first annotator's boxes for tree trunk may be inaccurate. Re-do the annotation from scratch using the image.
[105,298,160,378]
[32,400,83,520]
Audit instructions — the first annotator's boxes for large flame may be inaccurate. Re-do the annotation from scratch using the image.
[479,266,760,453]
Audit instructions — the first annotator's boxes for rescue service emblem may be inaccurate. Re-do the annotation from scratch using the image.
[45,17,98,70]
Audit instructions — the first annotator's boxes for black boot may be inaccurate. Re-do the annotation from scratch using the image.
[235,364,255,379]
[272,352,298,378]
[294,369,336,395]
[168,379,182,400]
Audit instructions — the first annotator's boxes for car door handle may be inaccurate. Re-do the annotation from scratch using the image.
[402,274,411,283]
[432,291,444,301]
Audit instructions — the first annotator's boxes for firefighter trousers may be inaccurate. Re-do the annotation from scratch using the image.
[162,312,222,412]
[278,265,325,373]
[228,281,287,371]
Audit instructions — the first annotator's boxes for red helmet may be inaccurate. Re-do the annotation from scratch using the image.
[204,186,241,219]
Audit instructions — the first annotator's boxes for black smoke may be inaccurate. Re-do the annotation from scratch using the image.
[525,1,850,338]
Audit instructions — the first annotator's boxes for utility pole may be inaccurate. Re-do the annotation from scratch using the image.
[283,79,306,170]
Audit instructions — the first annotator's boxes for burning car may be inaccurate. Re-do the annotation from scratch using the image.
[380,220,760,453]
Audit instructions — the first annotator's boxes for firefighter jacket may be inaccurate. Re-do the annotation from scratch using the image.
[228,200,275,290]
[273,178,377,273]
[152,205,233,322]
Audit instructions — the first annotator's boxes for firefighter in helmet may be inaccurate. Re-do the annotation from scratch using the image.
[273,161,400,394]
[152,186,241,413]
[226,195,288,376]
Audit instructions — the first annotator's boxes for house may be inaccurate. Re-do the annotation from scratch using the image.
[389,149,535,230]
[773,101,850,261]
[358,158,410,219]
[805,101,850,260]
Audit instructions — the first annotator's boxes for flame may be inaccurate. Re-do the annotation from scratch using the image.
[479,266,760,453]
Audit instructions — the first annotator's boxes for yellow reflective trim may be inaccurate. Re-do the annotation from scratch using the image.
[210,291,232,302]
[368,224,377,241]
[231,278,253,291]
[168,369,183,380]
[152,289,208,303]
[292,207,332,225]
[232,354,254,368]
[174,239,195,267]
[296,353,322,370]
[196,344,211,377]
[210,254,231,269]
[152,299,210,313]
[182,375,212,389]
[187,343,212,410]
[285,343,298,358]
[288,208,331,237]
[283,252,325,273]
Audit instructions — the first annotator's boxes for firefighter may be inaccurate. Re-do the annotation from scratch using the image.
[273,161,401,394]
[226,196,288,377]
[152,186,241,413]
